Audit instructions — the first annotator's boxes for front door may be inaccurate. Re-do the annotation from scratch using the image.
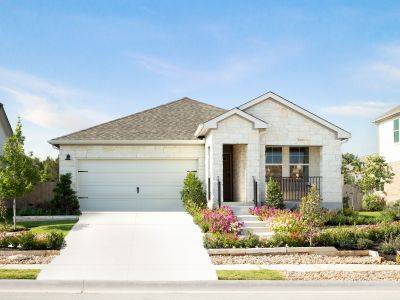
[223,153,233,201]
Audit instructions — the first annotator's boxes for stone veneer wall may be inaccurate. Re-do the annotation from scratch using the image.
[245,98,343,209]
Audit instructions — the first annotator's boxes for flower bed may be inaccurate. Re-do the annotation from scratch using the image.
[197,206,244,234]
[0,231,65,250]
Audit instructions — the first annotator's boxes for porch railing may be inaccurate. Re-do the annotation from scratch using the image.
[271,176,322,201]
[217,176,221,208]
[253,176,258,207]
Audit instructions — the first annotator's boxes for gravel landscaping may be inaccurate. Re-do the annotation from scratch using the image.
[283,270,400,281]
[0,254,55,264]
[210,254,398,265]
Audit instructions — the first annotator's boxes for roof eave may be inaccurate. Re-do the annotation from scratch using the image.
[48,139,206,147]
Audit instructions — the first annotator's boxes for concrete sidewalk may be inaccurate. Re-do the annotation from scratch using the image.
[214,264,400,272]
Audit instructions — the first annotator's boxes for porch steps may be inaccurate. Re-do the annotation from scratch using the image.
[224,203,273,238]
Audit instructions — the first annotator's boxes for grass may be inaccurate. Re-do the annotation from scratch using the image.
[217,270,286,280]
[0,269,40,279]
[359,211,383,217]
[17,220,77,235]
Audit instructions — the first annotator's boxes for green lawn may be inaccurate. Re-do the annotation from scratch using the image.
[358,211,383,217]
[217,270,286,280]
[17,220,77,235]
[0,269,40,279]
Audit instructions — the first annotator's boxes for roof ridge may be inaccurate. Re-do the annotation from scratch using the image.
[50,97,226,142]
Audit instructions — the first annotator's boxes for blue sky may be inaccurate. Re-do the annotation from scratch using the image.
[0,0,399,158]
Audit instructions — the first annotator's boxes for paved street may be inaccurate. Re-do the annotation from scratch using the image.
[38,212,216,280]
[0,281,400,300]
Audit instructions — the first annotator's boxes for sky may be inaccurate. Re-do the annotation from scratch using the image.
[0,0,399,159]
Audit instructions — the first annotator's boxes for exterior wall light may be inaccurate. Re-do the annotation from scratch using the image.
[65,154,71,161]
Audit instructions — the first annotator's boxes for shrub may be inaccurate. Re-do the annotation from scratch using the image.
[356,238,374,250]
[265,177,284,209]
[384,200,400,220]
[325,210,390,226]
[203,232,265,249]
[378,242,397,255]
[300,185,326,246]
[51,173,81,215]
[396,255,400,264]
[19,232,37,250]
[0,199,7,229]
[316,227,358,249]
[0,232,65,250]
[46,232,65,249]
[362,193,385,211]
[203,233,239,249]
[181,172,207,215]
[265,233,308,247]
[201,206,243,234]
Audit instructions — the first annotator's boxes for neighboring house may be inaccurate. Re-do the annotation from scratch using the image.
[374,105,400,202]
[49,92,351,212]
[0,103,13,152]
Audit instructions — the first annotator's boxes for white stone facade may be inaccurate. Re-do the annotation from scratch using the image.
[57,95,347,211]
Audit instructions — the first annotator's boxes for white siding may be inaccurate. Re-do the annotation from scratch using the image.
[378,117,400,163]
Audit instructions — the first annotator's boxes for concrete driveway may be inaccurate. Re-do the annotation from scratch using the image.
[38,212,216,281]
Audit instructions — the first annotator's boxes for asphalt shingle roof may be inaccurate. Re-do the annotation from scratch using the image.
[50,98,226,143]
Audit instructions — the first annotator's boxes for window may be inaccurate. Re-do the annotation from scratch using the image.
[265,147,282,179]
[289,147,309,178]
[394,119,399,144]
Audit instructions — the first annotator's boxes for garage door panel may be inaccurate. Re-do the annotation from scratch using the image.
[78,160,197,173]
[79,199,183,212]
[78,172,188,186]
[77,159,197,211]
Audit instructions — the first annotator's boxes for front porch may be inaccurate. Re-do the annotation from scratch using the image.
[208,144,324,208]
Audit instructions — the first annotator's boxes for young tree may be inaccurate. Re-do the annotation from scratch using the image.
[51,173,80,215]
[355,154,394,193]
[341,153,361,185]
[299,185,326,246]
[265,177,285,209]
[0,119,40,229]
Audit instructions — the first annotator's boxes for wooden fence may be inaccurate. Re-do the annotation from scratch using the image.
[343,184,364,211]
[5,182,56,208]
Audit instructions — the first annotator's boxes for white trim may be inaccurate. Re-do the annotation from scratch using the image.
[49,139,205,146]
[194,108,269,137]
[239,92,351,140]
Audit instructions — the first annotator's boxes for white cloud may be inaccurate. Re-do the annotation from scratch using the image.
[320,101,393,118]
[0,67,110,130]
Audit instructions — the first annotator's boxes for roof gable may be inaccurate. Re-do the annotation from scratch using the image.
[239,92,351,140]
[374,105,400,124]
[0,104,13,137]
[194,108,269,137]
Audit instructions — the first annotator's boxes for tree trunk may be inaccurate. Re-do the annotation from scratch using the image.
[13,198,16,230]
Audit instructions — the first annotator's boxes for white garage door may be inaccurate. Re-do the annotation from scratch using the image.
[77,159,198,211]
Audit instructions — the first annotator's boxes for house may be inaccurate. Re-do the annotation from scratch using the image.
[49,92,351,212]
[0,103,13,152]
[374,105,400,202]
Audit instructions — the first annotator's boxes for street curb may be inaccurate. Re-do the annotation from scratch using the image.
[0,280,399,293]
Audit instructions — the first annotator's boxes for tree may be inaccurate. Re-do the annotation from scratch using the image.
[355,154,394,193]
[265,177,285,209]
[40,157,59,182]
[181,172,206,214]
[51,173,80,215]
[299,185,326,246]
[0,119,40,229]
[341,153,361,185]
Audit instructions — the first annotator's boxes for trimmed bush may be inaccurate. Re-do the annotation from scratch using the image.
[265,177,284,209]
[51,173,81,215]
[19,232,37,250]
[181,172,207,215]
[362,193,386,211]
[203,232,266,249]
